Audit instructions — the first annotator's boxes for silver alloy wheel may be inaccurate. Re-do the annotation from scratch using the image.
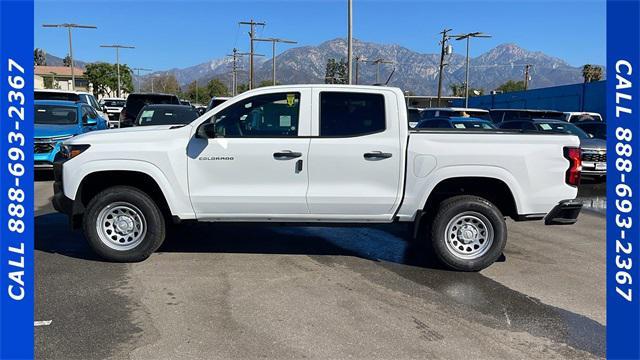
[444,211,494,260]
[96,201,147,251]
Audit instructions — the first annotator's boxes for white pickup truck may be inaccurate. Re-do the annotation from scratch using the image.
[52,85,583,271]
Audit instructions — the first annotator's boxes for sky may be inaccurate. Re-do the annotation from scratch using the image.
[34,0,606,71]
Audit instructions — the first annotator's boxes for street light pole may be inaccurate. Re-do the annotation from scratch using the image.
[132,67,152,92]
[100,44,135,98]
[254,37,297,85]
[454,32,491,107]
[43,23,97,91]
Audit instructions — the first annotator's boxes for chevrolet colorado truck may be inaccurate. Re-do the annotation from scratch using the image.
[52,85,583,271]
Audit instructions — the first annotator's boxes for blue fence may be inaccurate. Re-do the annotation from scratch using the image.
[454,80,606,119]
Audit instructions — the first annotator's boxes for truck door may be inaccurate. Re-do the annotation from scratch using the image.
[187,90,311,219]
[306,89,402,218]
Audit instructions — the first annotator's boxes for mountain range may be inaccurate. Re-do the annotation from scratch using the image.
[44,38,600,95]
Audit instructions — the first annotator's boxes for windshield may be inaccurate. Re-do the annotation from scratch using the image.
[570,114,602,122]
[35,91,79,102]
[535,122,590,139]
[136,107,199,126]
[451,121,496,129]
[35,104,78,125]
[103,100,125,107]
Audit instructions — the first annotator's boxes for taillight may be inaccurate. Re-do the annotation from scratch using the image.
[563,147,582,186]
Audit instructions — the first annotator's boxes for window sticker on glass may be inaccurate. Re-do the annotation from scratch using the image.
[280,115,292,127]
[286,94,296,107]
[539,123,552,130]
[141,110,155,118]
[454,123,466,128]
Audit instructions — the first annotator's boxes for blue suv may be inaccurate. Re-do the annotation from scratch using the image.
[34,100,107,168]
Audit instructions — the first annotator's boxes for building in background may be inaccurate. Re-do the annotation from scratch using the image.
[34,65,89,91]
[456,80,605,119]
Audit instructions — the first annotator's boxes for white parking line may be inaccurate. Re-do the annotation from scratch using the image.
[34,320,52,327]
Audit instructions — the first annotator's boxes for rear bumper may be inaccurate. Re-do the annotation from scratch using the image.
[544,200,583,225]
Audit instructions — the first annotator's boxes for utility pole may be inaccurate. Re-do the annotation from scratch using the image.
[354,56,367,85]
[100,44,135,97]
[254,37,297,85]
[132,67,151,92]
[524,64,532,90]
[455,32,491,107]
[436,28,453,101]
[227,49,262,95]
[239,19,266,90]
[42,23,97,91]
[347,0,353,84]
[372,58,393,84]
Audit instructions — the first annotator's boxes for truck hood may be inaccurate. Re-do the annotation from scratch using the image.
[35,124,81,138]
[66,124,191,145]
[580,138,606,151]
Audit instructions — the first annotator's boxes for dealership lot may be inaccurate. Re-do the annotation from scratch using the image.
[35,177,605,359]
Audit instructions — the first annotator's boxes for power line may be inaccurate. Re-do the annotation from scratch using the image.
[131,67,152,92]
[239,19,266,90]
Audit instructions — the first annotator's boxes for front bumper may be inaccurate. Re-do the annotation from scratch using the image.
[52,160,73,216]
[34,141,62,168]
[544,200,583,225]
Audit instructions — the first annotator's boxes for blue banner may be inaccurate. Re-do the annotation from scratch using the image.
[0,0,34,359]
[607,0,640,358]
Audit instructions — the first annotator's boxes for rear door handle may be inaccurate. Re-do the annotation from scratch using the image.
[364,151,392,160]
[273,150,302,160]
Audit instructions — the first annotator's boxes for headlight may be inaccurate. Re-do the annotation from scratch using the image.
[60,144,91,159]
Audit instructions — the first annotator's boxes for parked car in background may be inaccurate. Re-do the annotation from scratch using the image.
[489,109,565,123]
[180,99,192,107]
[575,121,607,140]
[99,97,126,119]
[407,107,424,128]
[206,96,231,111]
[499,119,606,178]
[564,111,603,123]
[135,104,200,126]
[119,93,181,127]
[420,107,491,121]
[194,104,207,116]
[35,89,109,121]
[34,100,107,169]
[415,116,497,130]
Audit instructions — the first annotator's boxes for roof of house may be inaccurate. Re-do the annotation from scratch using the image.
[34,65,85,77]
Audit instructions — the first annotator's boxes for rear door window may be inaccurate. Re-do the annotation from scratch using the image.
[319,92,385,136]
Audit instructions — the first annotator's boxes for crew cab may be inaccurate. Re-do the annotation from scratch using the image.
[52,85,583,271]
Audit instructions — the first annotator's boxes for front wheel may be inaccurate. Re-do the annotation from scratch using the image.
[429,195,507,271]
[83,186,166,262]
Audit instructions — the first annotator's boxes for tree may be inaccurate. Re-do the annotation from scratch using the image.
[257,80,280,88]
[495,80,526,93]
[85,62,134,98]
[63,54,72,67]
[206,78,229,97]
[449,83,483,97]
[34,48,46,66]
[582,64,603,83]
[325,58,348,84]
[142,73,180,94]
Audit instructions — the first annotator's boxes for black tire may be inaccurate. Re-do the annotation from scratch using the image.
[82,185,166,262]
[429,195,507,271]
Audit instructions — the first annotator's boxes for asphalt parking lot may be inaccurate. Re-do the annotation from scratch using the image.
[34,175,606,360]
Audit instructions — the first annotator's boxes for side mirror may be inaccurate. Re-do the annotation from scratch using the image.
[196,122,217,138]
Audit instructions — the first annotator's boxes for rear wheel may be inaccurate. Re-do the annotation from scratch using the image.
[83,186,166,262]
[429,195,507,271]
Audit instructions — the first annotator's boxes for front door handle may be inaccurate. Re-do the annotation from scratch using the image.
[273,150,302,160]
[364,151,392,160]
